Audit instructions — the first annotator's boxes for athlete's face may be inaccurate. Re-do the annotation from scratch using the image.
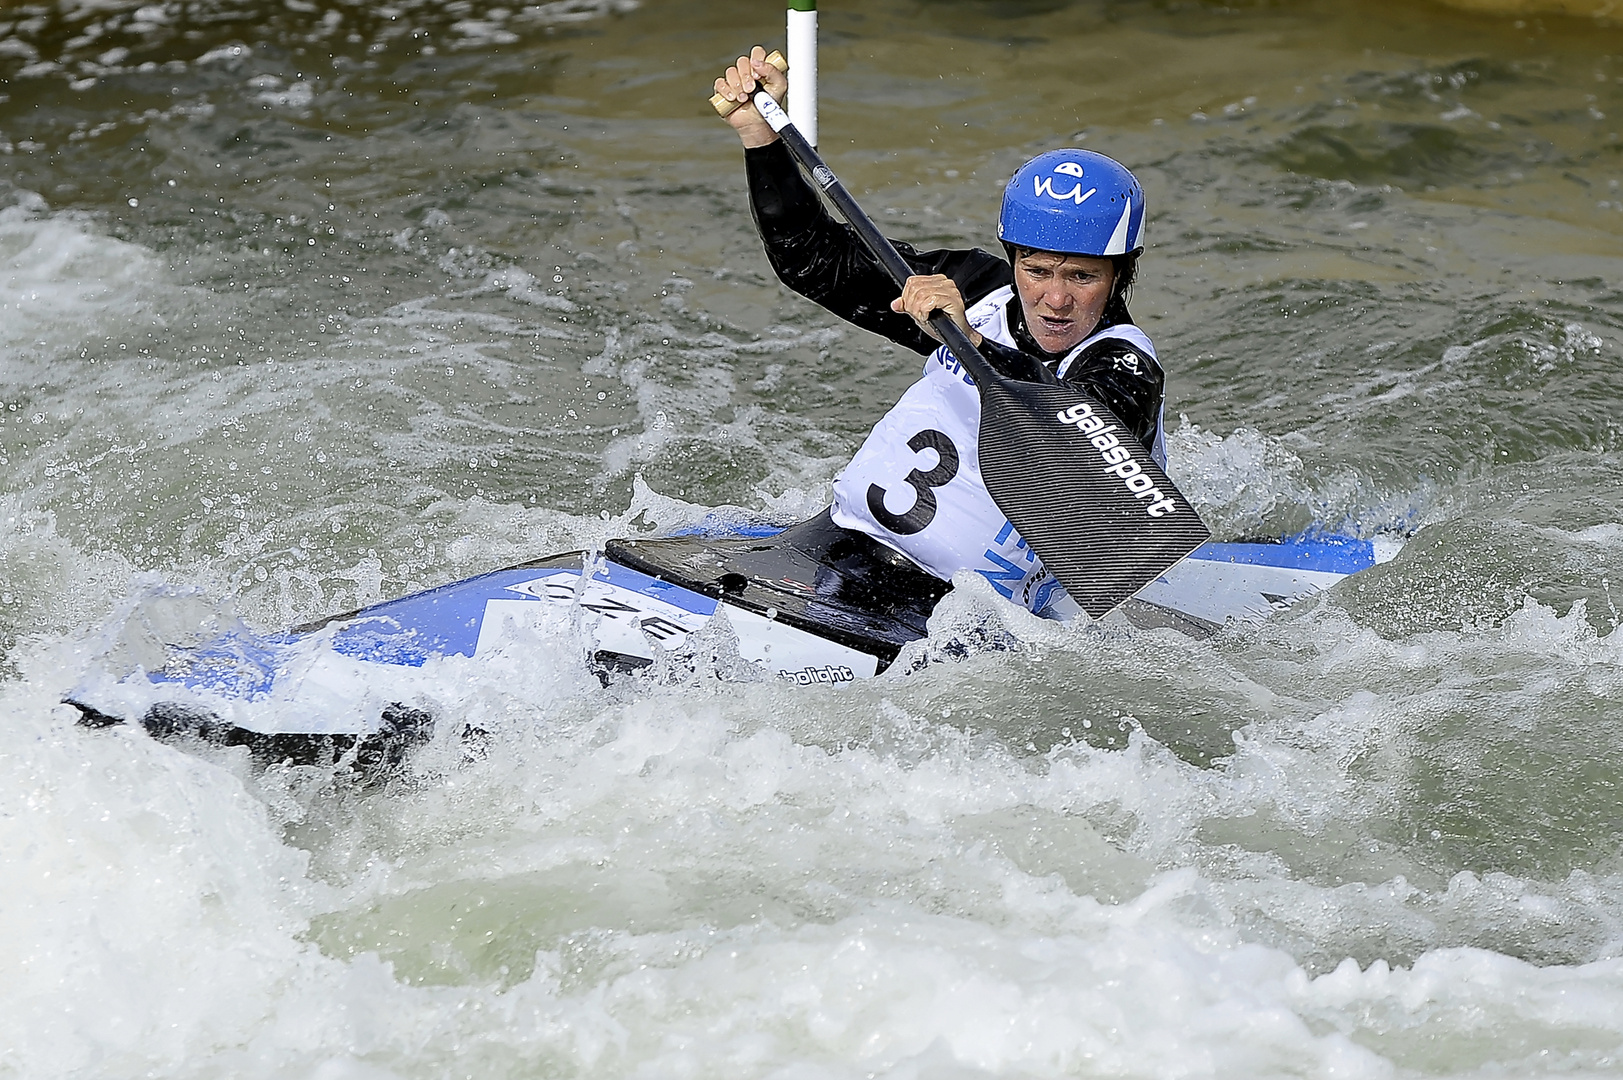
[1013,250,1115,354]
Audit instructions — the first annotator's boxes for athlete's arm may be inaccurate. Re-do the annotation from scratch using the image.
[745,140,1012,355]
[1058,341,1165,449]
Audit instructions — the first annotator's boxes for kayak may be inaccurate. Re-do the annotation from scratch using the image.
[68,510,1398,768]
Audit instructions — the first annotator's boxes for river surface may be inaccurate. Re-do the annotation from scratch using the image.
[4,0,1623,1076]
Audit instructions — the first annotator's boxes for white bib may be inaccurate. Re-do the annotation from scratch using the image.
[830,287,1162,616]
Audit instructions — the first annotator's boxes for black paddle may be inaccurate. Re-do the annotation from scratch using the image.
[727,74,1210,618]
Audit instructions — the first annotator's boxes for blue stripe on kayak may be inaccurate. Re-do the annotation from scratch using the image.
[1185,532,1375,575]
[326,561,719,665]
[140,560,726,685]
[155,635,285,697]
[590,562,719,617]
[667,522,788,539]
[327,565,548,664]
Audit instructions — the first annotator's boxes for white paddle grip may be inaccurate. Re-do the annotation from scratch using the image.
[753,90,792,133]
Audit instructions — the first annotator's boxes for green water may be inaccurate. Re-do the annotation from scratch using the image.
[4,1,1623,1076]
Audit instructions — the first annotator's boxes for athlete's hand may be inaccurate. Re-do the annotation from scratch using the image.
[714,46,788,149]
[891,275,983,348]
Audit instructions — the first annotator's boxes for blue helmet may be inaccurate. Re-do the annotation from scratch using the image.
[997,149,1146,257]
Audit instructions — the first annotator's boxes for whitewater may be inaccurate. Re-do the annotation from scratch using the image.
[4,0,1623,1075]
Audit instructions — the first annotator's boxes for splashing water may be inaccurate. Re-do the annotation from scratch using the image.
[4,0,1623,1076]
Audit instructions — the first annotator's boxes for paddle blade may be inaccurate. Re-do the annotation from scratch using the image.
[976,378,1210,620]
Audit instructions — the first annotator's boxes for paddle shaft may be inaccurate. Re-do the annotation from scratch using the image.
[749,91,1000,388]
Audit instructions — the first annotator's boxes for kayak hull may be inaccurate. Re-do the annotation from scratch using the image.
[67,516,1394,763]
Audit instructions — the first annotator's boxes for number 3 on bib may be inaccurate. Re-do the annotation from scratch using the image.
[865,428,960,537]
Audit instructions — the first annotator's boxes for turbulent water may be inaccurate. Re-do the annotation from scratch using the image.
[4,0,1623,1075]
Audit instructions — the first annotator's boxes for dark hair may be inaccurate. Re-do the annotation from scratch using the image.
[1100,251,1138,328]
[1004,244,1140,328]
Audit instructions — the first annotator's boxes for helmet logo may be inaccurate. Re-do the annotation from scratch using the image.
[1053,162,1086,177]
[1033,175,1097,205]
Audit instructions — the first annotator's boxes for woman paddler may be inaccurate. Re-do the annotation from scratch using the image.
[713,46,1167,619]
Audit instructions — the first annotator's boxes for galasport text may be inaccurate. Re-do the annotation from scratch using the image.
[1055,402,1179,518]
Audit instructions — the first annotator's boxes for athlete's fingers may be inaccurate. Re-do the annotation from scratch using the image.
[715,58,748,102]
[887,275,982,347]
[721,54,765,109]
[750,44,788,96]
[890,288,926,317]
[894,276,963,319]
[749,59,775,95]
[891,276,969,343]
[924,288,966,320]
[894,286,929,318]
[713,47,783,145]
[894,275,949,303]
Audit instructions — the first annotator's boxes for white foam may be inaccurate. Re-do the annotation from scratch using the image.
[587,318,848,494]
[1164,417,1440,538]
[0,194,164,364]
[11,579,1623,1077]
[0,492,138,651]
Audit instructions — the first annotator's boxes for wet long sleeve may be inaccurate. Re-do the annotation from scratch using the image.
[746,140,1012,356]
[1061,340,1165,450]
